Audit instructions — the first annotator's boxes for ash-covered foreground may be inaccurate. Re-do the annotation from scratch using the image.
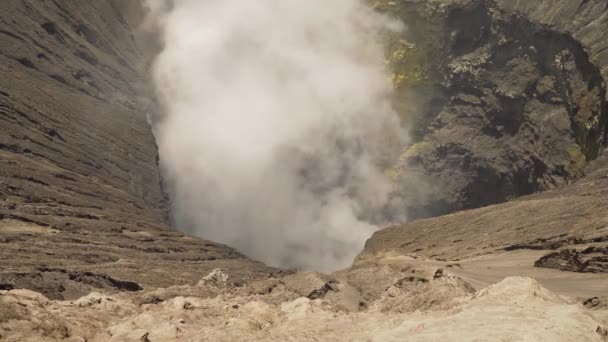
[1,268,606,342]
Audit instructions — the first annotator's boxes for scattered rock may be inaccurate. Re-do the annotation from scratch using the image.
[585,297,601,308]
[597,326,608,339]
[141,332,151,342]
[199,269,230,287]
[433,269,444,279]
[395,276,429,287]
[282,272,336,299]
[376,274,475,314]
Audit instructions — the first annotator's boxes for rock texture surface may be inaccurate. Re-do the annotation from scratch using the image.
[383,0,608,219]
[0,270,606,342]
[0,0,278,300]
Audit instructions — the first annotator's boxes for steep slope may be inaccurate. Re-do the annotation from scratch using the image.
[0,0,278,300]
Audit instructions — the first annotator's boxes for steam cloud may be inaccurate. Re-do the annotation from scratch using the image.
[145,0,406,271]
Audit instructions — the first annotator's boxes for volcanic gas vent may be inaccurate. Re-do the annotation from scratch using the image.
[145,0,408,271]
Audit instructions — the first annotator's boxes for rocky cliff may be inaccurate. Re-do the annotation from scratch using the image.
[382,0,608,219]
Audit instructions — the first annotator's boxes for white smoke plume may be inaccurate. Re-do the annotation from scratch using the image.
[144,0,407,271]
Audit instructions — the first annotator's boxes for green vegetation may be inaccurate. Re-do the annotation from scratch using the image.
[367,0,449,177]
[565,145,587,177]
[375,1,445,91]
[400,141,435,159]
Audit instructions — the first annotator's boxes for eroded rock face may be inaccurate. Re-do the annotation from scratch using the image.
[383,0,608,219]
[0,0,279,299]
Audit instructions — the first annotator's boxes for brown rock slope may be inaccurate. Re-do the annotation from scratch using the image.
[361,147,608,286]
[0,0,277,300]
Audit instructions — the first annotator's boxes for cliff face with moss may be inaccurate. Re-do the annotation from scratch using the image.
[379,0,608,219]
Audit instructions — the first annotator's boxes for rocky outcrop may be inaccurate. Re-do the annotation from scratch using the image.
[382,0,608,219]
[0,0,278,300]
[1,274,606,341]
[536,247,608,273]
